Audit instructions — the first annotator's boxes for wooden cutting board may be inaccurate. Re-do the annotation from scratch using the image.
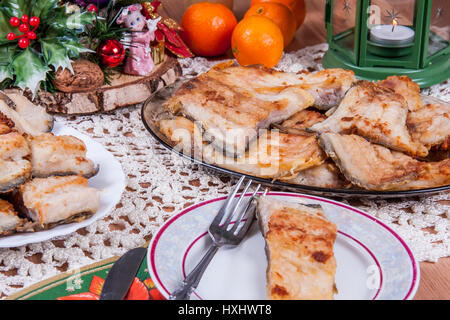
[27,55,182,115]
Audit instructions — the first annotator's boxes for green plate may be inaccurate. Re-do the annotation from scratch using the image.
[7,251,165,300]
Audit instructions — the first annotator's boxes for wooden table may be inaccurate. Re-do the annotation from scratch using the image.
[161,0,450,300]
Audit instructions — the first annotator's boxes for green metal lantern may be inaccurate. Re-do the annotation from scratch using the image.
[323,0,450,87]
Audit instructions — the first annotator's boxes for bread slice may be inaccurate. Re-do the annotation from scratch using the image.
[256,197,338,300]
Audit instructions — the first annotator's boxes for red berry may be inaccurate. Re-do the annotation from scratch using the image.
[6,33,16,41]
[26,31,36,40]
[19,24,29,33]
[21,15,29,24]
[9,17,20,27]
[18,37,29,49]
[29,17,40,27]
[87,4,98,13]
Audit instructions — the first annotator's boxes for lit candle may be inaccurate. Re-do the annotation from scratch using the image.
[370,24,415,46]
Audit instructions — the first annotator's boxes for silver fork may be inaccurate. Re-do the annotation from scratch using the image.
[169,176,261,300]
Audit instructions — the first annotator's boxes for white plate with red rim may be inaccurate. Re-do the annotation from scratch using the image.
[0,122,126,248]
[148,192,420,300]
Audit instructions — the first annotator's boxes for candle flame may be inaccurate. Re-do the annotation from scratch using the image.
[391,18,398,32]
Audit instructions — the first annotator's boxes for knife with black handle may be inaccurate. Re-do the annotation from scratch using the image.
[100,247,147,300]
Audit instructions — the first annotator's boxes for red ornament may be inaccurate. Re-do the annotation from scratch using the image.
[18,37,29,49]
[7,33,16,41]
[97,39,125,68]
[19,23,29,33]
[21,15,29,24]
[87,4,98,13]
[9,17,20,27]
[29,17,40,27]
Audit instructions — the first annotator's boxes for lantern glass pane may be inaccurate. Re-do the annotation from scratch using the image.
[428,0,449,57]
[332,0,357,52]
[368,0,415,27]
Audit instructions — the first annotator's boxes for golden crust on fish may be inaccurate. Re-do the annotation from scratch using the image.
[257,198,337,300]
[407,103,450,149]
[319,133,423,191]
[0,199,21,234]
[165,70,314,156]
[378,76,422,111]
[309,81,428,157]
[286,161,351,189]
[29,133,98,178]
[159,117,326,179]
[391,159,450,190]
[19,175,100,225]
[279,109,327,135]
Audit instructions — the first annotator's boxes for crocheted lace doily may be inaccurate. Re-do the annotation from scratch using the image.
[0,44,448,297]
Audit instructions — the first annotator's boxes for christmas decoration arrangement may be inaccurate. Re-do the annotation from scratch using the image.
[0,0,191,115]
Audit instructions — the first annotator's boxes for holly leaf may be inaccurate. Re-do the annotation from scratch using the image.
[0,10,16,45]
[0,0,32,18]
[61,39,95,58]
[30,0,59,21]
[49,8,95,35]
[41,39,73,73]
[11,47,50,94]
[0,45,15,83]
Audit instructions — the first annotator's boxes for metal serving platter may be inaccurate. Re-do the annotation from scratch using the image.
[141,80,449,199]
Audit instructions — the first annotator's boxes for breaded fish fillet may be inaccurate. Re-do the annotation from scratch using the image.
[309,81,428,157]
[257,197,337,300]
[407,103,450,149]
[319,133,422,191]
[165,71,314,157]
[29,133,99,179]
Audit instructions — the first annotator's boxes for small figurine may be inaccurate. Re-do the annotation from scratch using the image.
[117,4,160,76]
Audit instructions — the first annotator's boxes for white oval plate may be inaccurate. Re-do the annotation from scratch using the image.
[148,192,420,300]
[0,122,126,248]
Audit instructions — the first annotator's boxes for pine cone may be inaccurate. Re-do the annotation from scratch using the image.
[54,60,104,93]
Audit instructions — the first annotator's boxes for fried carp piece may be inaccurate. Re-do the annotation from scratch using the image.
[0,132,32,193]
[256,197,337,300]
[407,103,450,150]
[309,81,428,157]
[378,75,422,112]
[318,133,423,191]
[278,109,328,135]
[286,161,351,189]
[158,116,326,179]
[165,70,315,157]
[0,198,22,235]
[206,65,356,110]
[391,159,450,190]
[28,133,99,179]
[17,175,100,225]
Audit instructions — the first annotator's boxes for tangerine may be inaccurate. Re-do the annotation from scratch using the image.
[250,0,307,30]
[180,2,237,57]
[244,2,296,47]
[231,15,284,68]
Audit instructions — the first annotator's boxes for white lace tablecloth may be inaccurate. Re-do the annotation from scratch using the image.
[0,44,449,297]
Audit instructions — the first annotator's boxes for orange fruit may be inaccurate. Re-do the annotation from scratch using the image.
[250,0,307,30]
[244,2,296,47]
[231,16,284,68]
[180,3,237,57]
